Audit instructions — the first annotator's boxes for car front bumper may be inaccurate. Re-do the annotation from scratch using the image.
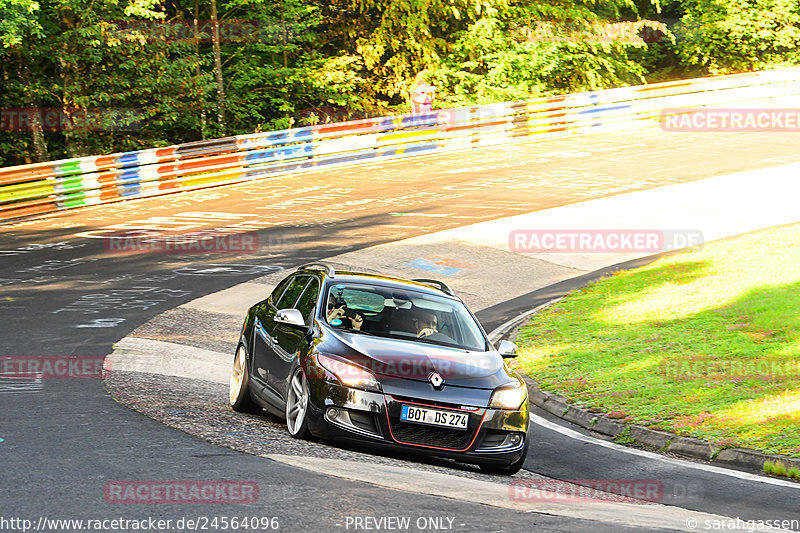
[305,379,529,466]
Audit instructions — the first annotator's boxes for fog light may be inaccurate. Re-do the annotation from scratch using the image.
[327,408,340,419]
[508,433,522,446]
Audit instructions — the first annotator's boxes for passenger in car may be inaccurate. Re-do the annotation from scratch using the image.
[326,295,363,330]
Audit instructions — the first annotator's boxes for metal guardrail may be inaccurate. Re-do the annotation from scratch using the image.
[2,67,800,221]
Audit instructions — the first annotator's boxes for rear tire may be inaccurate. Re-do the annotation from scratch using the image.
[229,345,258,413]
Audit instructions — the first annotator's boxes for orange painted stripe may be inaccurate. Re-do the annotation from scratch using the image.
[0,164,55,185]
[94,155,116,170]
[155,147,177,160]
[175,154,241,171]
[639,81,693,92]
[99,186,119,201]
[0,198,57,219]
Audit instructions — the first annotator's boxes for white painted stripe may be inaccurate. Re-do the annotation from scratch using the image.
[528,412,800,490]
[266,453,775,532]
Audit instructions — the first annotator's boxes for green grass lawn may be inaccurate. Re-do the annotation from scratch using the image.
[514,222,800,457]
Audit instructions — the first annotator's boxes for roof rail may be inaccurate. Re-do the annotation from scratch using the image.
[412,278,454,296]
[298,262,336,277]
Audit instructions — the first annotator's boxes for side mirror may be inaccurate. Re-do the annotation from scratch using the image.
[496,340,518,359]
[274,309,307,329]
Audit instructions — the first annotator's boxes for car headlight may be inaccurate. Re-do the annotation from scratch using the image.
[317,354,382,392]
[489,382,527,410]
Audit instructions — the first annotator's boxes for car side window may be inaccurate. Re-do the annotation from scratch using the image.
[274,276,310,310]
[268,277,294,307]
[294,278,320,324]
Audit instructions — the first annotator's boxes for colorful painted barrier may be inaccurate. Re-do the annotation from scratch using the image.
[2,66,800,221]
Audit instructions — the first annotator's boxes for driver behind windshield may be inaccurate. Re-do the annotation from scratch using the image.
[326,294,364,330]
[412,310,438,338]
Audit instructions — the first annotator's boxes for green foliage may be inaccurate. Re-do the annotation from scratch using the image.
[0,0,44,49]
[674,0,800,74]
[764,460,788,477]
[614,426,637,445]
[765,460,800,479]
[0,0,799,165]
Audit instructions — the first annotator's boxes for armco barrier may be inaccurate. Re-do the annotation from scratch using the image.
[3,67,800,221]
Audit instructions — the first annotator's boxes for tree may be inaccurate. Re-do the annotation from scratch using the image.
[673,0,800,74]
[1,0,49,162]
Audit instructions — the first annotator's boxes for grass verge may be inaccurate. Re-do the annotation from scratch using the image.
[514,222,800,457]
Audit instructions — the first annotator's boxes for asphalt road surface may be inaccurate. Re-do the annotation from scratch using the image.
[2,125,799,532]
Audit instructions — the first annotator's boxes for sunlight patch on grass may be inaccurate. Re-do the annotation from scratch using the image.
[515,222,800,457]
[716,390,800,426]
[596,231,800,325]
[598,278,741,324]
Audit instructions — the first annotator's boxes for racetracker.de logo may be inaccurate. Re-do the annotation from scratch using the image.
[0,356,109,379]
[103,230,259,254]
[508,229,703,253]
[509,479,664,504]
[104,480,258,504]
[1,108,141,131]
[660,108,800,131]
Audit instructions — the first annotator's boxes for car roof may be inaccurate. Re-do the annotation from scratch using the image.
[300,268,458,300]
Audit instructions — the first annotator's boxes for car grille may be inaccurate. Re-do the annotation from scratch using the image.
[391,395,464,410]
[389,418,476,450]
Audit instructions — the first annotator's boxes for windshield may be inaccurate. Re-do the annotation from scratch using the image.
[323,282,488,351]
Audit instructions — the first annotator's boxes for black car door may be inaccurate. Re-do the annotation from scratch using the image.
[251,274,306,399]
[267,276,320,403]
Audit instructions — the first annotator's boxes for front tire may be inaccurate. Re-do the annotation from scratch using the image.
[230,344,258,413]
[285,367,311,439]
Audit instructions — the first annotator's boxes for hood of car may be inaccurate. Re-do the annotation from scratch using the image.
[322,329,514,390]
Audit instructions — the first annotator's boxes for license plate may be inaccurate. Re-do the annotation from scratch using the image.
[400,404,469,430]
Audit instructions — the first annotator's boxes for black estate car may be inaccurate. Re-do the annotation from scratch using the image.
[229,263,530,474]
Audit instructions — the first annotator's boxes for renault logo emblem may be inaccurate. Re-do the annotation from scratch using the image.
[428,372,445,390]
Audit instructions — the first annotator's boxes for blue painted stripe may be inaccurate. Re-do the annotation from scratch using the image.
[313,152,376,167]
[578,104,632,115]
[244,143,314,163]
[118,183,141,196]
[118,169,143,181]
[118,152,141,166]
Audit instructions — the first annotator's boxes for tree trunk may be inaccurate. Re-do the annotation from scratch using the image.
[58,9,89,157]
[15,51,50,162]
[209,0,226,133]
[193,0,207,138]
[282,9,288,69]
